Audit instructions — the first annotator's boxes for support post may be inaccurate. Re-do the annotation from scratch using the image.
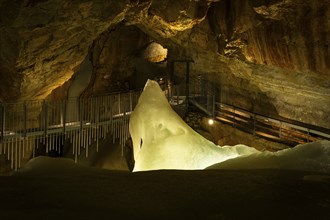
[79,98,83,146]
[172,59,194,113]
[212,93,215,118]
[253,114,256,136]
[62,100,66,134]
[233,106,236,128]
[23,102,27,138]
[1,104,4,143]
[129,91,133,112]
[186,61,190,111]
[43,101,48,138]
[307,129,310,142]
[177,86,179,105]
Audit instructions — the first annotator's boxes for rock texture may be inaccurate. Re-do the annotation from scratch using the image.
[0,0,129,101]
[158,0,330,128]
[0,0,329,129]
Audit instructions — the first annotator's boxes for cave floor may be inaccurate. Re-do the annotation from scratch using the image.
[0,159,329,220]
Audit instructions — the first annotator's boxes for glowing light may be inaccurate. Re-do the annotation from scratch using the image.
[208,119,214,125]
[142,42,168,63]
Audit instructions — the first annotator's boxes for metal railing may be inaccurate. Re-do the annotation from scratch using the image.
[214,102,330,146]
[0,91,141,171]
[182,75,330,146]
[1,76,329,171]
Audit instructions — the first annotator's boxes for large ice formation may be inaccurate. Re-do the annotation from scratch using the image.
[129,80,259,171]
[129,80,330,173]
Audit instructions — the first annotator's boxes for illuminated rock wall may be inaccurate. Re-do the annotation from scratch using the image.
[0,0,328,128]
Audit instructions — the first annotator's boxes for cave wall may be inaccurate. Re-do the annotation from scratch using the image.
[0,0,130,101]
[84,23,167,96]
[143,0,329,128]
[0,0,329,128]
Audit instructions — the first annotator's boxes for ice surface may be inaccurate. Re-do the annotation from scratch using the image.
[208,140,330,173]
[130,80,330,173]
[129,80,259,171]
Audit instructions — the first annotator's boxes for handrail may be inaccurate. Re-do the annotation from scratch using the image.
[214,102,330,146]
[0,90,141,171]
[217,102,330,135]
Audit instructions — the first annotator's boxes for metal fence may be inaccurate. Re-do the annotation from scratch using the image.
[1,77,329,171]
[185,75,330,146]
[214,102,330,146]
[0,91,141,171]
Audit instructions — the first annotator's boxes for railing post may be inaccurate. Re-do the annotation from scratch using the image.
[177,86,179,105]
[129,91,133,112]
[118,93,121,114]
[23,101,27,138]
[307,129,310,142]
[43,100,47,138]
[79,98,83,146]
[212,93,215,118]
[233,106,236,128]
[1,104,4,143]
[62,100,66,134]
[253,114,256,136]
[206,89,210,113]
[186,61,190,111]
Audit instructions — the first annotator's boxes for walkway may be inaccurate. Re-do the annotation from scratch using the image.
[1,78,330,171]
[0,91,140,170]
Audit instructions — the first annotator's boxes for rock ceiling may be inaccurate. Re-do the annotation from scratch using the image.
[0,0,329,128]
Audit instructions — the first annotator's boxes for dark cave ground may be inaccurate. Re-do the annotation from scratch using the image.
[0,159,329,220]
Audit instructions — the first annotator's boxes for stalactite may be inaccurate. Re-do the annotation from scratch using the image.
[14,138,17,170]
[96,128,99,152]
[22,138,25,158]
[9,141,13,166]
[86,130,89,158]
[32,139,36,158]
[89,125,92,145]
[72,131,76,155]
[78,131,81,156]
[107,96,114,136]
[3,141,6,155]
[18,138,21,169]
[83,129,87,149]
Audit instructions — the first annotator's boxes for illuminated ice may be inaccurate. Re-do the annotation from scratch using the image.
[129,80,330,173]
[208,140,330,173]
[129,80,259,171]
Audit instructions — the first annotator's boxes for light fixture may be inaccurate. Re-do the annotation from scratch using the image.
[208,119,214,125]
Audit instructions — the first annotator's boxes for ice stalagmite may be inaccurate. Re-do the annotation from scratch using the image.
[129,80,259,171]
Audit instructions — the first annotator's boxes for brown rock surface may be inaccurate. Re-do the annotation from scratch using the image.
[0,0,130,101]
[0,0,329,128]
